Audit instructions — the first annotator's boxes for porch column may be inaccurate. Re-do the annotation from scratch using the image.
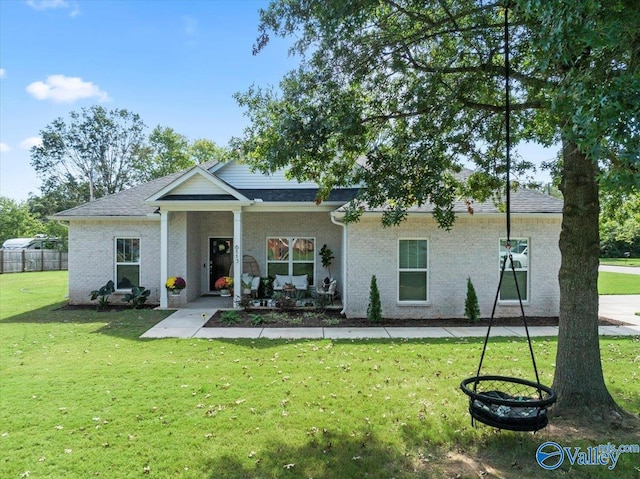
[233,209,243,306]
[160,210,169,308]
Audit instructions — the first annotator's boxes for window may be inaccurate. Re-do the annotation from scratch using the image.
[116,238,140,289]
[499,238,529,301]
[398,239,428,302]
[267,237,315,284]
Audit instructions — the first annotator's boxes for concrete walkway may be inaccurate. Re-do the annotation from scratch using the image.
[599,265,640,275]
[141,295,640,339]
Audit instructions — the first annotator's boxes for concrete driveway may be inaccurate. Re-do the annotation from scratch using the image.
[599,295,640,327]
[597,265,640,326]
[599,265,640,275]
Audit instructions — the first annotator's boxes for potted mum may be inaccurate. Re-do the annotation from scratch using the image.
[166,276,186,295]
[215,276,233,296]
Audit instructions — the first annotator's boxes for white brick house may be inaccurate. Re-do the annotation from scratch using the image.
[53,160,562,318]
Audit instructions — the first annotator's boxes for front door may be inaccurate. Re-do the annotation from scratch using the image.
[209,238,233,291]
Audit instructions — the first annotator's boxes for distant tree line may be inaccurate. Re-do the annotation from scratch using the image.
[599,192,640,258]
[1,105,230,245]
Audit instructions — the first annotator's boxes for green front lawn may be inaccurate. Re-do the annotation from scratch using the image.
[1,272,639,478]
[598,271,640,295]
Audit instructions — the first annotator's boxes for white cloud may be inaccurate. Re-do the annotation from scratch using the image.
[27,0,65,9]
[0,143,10,153]
[26,74,110,103]
[0,68,5,79]
[27,0,77,13]
[20,137,43,150]
[26,1,80,17]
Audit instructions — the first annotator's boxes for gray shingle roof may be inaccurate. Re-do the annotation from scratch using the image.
[361,188,563,214]
[52,164,561,219]
[237,188,361,203]
[52,172,184,218]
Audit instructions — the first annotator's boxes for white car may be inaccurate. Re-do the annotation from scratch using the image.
[500,245,528,269]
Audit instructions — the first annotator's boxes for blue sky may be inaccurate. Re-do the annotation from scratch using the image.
[0,0,557,202]
[0,0,298,201]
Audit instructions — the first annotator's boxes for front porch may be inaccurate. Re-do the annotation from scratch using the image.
[161,209,345,309]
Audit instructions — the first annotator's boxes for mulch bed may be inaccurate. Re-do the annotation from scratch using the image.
[204,308,624,328]
[56,303,624,329]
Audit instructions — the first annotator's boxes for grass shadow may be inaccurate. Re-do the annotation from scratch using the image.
[0,301,171,340]
[201,420,640,478]
[202,426,466,479]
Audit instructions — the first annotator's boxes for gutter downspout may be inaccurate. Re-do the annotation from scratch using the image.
[330,213,347,315]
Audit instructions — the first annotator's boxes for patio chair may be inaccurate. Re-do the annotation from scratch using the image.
[229,255,261,297]
[317,279,337,305]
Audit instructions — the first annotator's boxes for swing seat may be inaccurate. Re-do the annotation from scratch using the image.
[460,376,556,432]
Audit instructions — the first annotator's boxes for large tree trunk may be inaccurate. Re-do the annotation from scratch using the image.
[552,139,618,418]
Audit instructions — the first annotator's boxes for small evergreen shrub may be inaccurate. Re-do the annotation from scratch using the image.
[367,275,382,323]
[465,277,480,322]
[220,310,240,325]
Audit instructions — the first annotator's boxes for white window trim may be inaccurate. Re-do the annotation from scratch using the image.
[266,237,316,284]
[397,238,429,305]
[498,237,530,304]
[114,237,141,291]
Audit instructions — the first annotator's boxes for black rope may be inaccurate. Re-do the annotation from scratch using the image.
[473,2,544,399]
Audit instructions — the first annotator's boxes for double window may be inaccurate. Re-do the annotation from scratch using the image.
[398,239,428,302]
[116,238,140,289]
[499,238,529,302]
[267,237,315,284]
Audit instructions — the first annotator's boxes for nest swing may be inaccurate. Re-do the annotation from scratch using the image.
[459,3,556,432]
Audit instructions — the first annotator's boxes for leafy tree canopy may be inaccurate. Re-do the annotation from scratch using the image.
[135,127,233,182]
[0,197,46,244]
[30,107,232,208]
[190,138,233,165]
[134,126,194,183]
[31,106,148,202]
[234,0,639,227]
[600,190,640,257]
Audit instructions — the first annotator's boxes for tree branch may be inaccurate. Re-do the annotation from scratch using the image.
[361,108,436,124]
[381,0,502,29]
[399,49,553,89]
[460,98,545,112]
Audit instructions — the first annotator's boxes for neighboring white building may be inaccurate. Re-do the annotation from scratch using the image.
[52,160,562,319]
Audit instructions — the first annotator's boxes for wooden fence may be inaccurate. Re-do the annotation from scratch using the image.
[0,250,68,273]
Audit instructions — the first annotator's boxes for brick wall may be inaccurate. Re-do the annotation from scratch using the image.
[344,214,561,319]
[68,219,161,304]
[68,211,343,304]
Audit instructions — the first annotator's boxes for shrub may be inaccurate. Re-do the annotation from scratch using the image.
[314,291,330,311]
[236,295,252,310]
[465,277,480,322]
[251,314,275,326]
[122,286,150,309]
[322,317,340,326]
[89,280,115,311]
[367,275,382,323]
[220,310,240,324]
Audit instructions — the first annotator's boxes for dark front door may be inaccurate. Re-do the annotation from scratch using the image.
[209,238,233,291]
